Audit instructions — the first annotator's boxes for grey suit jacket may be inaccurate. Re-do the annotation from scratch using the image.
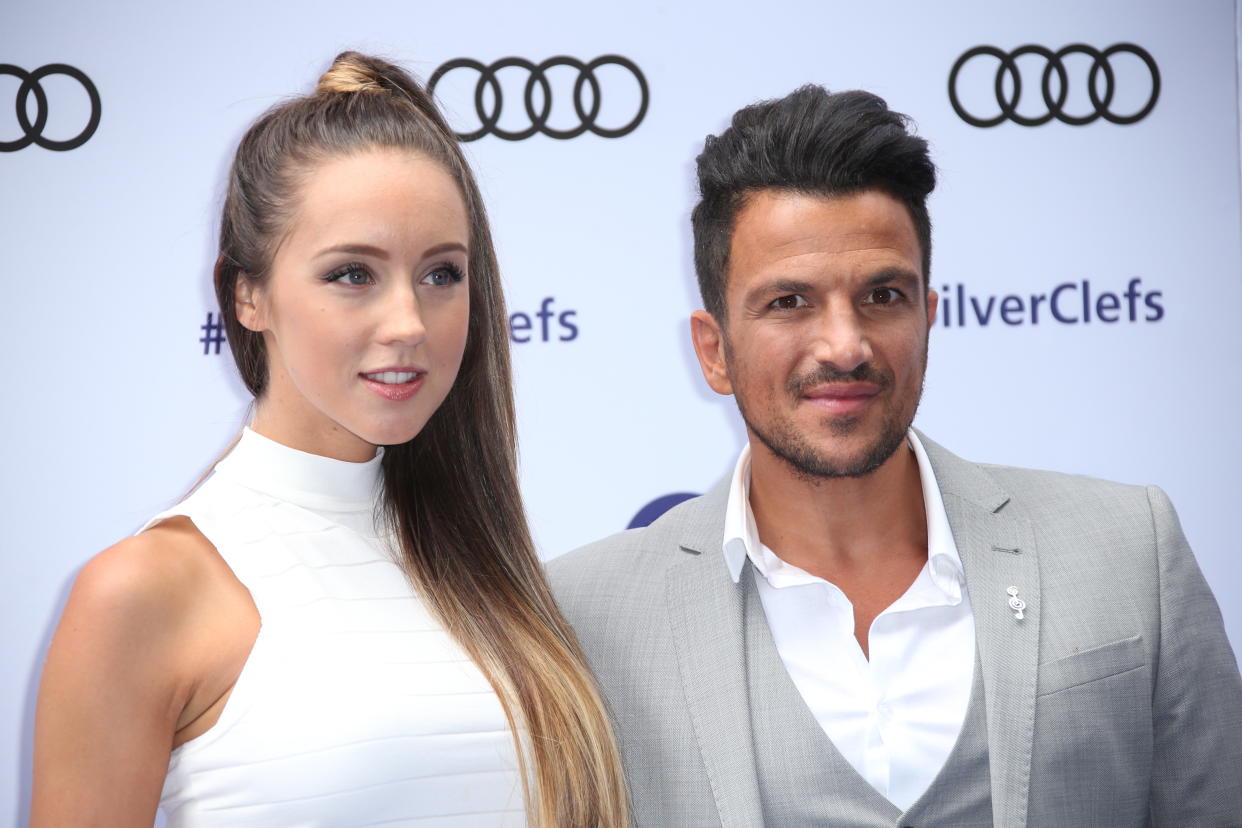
[550,434,1242,827]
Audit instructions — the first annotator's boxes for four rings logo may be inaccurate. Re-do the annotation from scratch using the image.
[1,63,100,151]
[428,55,648,141]
[949,44,1160,127]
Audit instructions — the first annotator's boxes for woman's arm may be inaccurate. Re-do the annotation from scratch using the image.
[31,517,258,826]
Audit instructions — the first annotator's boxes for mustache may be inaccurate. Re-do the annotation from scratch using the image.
[786,362,891,396]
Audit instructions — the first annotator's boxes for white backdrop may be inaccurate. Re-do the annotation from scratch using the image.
[3,0,1241,822]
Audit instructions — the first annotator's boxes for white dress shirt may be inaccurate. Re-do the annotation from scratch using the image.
[722,431,975,810]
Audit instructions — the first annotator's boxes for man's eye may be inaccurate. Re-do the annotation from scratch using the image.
[771,294,809,310]
[864,287,902,305]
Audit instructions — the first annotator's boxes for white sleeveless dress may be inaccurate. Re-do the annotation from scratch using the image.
[145,428,525,827]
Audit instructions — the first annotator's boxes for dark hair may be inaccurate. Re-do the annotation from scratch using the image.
[213,52,628,827]
[691,85,936,320]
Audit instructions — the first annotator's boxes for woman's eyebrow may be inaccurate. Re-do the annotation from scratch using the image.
[313,242,390,260]
[312,241,468,260]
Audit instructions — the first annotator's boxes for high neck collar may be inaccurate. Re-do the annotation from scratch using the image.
[212,427,384,511]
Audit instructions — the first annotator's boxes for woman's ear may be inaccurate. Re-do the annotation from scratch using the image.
[234,276,266,333]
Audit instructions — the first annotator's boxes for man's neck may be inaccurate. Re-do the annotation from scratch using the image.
[747,434,929,580]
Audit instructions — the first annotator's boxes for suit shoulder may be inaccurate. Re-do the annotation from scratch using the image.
[548,529,640,588]
[548,491,716,594]
[978,462,1168,541]
[981,462,1149,500]
[921,431,1164,523]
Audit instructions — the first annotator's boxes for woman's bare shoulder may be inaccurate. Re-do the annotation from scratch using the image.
[56,516,257,694]
[75,516,226,619]
[33,516,259,824]
[50,515,260,737]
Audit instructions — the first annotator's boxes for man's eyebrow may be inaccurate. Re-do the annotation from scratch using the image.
[312,241,469,260]
[745,279,816,303]
[744,269,921,303]
[865,267,922,289]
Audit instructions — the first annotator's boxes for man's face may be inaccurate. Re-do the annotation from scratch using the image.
[690,189,937,479]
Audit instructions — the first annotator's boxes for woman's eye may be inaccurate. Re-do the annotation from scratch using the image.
[771,294,809,310]
[421,264,465,287]
[325,265,374,286]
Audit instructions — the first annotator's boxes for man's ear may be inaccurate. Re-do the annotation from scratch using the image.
[690,310,734,396]
[926,287,939,329]
[234,275,266,333]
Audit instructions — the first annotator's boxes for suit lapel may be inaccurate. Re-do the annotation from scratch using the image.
[664,477,766,828]
[665,434,1040,825]
[920,432,1039,827]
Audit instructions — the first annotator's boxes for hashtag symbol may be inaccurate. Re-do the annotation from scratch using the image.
[200,312,227,355]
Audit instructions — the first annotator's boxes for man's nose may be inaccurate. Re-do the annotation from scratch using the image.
[809,304,872,373]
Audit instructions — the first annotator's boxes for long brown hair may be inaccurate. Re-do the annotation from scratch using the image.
[214,51,628,827]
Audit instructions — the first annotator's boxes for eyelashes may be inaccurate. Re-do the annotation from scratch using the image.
[323,262,374,286]
[423,262,465,286]
[322,261,466,287]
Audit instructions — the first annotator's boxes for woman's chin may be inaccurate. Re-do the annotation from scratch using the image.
[361,422,424,449]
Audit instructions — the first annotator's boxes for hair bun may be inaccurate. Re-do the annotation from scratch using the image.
[316,51,390,95]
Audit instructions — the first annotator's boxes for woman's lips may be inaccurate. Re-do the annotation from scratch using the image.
[360,369,425,402]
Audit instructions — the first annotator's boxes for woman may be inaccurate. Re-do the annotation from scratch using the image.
[32,52,629,827]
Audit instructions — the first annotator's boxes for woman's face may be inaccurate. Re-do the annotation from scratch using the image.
[239,148,471,461]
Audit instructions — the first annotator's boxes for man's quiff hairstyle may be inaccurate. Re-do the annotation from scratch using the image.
[691,85,937,321]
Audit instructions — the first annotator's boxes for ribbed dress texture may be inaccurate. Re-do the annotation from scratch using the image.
[145,428,525,827]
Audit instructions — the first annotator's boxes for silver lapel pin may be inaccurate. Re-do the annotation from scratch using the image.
[1006,586,1027,620]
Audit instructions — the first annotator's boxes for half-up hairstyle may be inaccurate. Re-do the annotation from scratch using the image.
[214,51,629,827]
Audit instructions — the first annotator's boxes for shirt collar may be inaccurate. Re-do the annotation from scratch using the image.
[721,431,965,600]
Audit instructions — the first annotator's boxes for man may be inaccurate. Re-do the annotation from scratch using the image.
[549,86,1242,827]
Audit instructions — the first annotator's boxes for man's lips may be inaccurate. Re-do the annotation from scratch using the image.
[800,382,881,414]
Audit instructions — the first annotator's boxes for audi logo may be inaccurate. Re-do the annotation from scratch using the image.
[1,63,100,151]
[948,43,1160,127]
[428,55,648,141]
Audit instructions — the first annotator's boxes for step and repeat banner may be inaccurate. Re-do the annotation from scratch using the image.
[4,0,1240,820]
